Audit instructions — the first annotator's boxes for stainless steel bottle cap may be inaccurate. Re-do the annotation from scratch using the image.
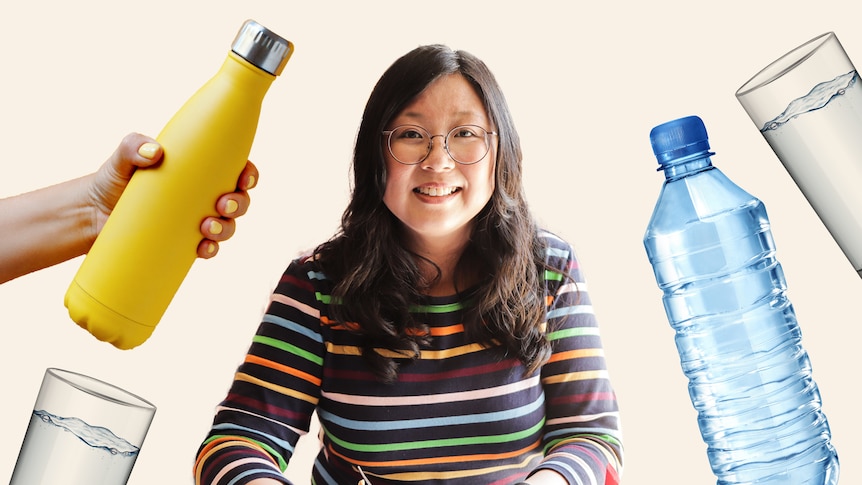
[231,19,294,76]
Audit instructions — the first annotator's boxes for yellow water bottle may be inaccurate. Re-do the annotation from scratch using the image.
[64,19,294,349]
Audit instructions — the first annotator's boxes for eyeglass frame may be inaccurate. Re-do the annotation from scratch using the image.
[381,124,498,166]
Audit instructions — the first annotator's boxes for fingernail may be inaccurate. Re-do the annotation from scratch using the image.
[206,242,216,255]
[246,174,256,189]
[209,220,223,235]
[137,142,159,159]
[225,199,239,215]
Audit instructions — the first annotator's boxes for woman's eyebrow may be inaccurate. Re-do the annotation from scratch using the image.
[395,110,487,123]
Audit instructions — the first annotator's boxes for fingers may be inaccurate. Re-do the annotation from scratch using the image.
[108,133,162,180]
[237,160,259,191]
[216,190,250,219]
[219,160,259,219]
[196,217,233,259]
[136,142,162,165]
[196,240,219,259]
[197,160,260,260]
[200,217,236,243]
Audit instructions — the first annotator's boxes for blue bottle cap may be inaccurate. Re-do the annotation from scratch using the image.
[649,115,714,166]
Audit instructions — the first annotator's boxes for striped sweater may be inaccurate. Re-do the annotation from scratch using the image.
[195,231,623,484]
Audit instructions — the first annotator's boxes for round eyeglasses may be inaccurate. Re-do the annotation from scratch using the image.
[382,124,498,165]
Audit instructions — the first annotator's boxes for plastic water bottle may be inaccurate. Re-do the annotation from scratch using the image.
[642,115,839,484]
[64,19,294,350]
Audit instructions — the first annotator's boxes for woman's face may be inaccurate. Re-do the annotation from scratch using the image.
[382,74,497,251]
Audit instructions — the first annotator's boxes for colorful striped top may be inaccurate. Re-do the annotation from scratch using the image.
[195,231,623,484]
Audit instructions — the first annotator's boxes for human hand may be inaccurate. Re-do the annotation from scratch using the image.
[197,155,257,258]
[89,132,258,259]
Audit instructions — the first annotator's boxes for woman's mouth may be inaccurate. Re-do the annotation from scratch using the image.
[414,186,460,197]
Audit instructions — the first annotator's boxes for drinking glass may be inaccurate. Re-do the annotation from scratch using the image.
[737,32,862,278]
[10,368,156,485]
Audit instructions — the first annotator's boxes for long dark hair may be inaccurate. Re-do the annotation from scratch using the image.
[315,44,550,382]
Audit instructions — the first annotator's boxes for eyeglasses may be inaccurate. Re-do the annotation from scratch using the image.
[382,124,497,165]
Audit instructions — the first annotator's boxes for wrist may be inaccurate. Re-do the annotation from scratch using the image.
[0,176,95,282]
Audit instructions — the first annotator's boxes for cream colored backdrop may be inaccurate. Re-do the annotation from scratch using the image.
[2,1,860,484]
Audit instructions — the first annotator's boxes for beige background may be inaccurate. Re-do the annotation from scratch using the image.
[2,1,860,483]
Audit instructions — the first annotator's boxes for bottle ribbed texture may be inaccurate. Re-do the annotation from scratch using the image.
[643,116,839,485]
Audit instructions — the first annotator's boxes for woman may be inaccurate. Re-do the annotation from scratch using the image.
[195,44,623,485]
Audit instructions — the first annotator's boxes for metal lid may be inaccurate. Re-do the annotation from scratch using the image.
[231,19,294,76]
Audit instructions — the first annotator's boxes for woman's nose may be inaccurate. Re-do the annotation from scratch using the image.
[421,136,455,171]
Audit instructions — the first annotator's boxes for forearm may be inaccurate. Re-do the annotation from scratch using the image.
[537,238,624,484]
[0,175,96,283]
[195,435,290,485]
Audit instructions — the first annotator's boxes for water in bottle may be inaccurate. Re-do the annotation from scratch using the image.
[642,115,839,484]
[64,20,294,349]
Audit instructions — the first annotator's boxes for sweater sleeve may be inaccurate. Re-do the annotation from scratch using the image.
[194,257,326,485]
[532,232,624,484]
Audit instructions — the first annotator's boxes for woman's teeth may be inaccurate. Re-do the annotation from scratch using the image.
[415,186,459,196]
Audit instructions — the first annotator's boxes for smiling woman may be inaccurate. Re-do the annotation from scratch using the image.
[381,74,498,271]
[194,44,623,485]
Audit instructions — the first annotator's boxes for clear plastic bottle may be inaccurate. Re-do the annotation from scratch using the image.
[64,20,294,350]
[642,115,839,484]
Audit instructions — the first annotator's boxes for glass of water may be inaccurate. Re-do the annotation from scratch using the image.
[10,368,156,485]
[737,32,862,278]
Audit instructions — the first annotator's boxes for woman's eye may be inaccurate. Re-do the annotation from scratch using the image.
[402,130,424,139]
[454,127,478,138]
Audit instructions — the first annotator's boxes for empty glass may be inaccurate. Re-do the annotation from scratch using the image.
[737,32,862,278]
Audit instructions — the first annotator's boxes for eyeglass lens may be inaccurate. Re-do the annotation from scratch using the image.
[387,125,492,165]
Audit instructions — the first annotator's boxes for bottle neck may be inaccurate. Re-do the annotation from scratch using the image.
[660,153,714,180]
[226,51,277,80]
